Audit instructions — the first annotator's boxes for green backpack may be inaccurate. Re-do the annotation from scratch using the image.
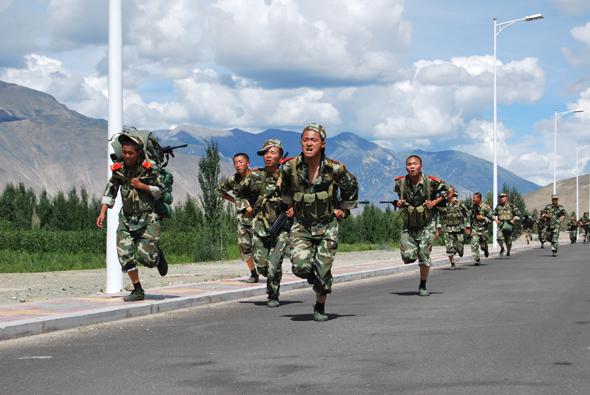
[110,127,175,218]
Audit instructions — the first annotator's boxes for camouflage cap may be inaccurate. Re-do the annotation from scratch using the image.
[499,192,508,198]
[118,133,143,150]
[302,123,326,140]
[551,194,559,199]
[256,139,283,156]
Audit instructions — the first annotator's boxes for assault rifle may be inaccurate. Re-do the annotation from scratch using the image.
[379,200,400,211]
[159,144,188,167]
[358,200,370,205]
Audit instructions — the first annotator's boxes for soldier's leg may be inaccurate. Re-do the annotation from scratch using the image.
[266,232,289,303]
[417,224,435,295]
[444,232,455,266]
[290,222,315,282]
[116,223,137,272]
[136,220,161,269]
[252,235,270,278]
[471,231,481,264]
[505,230,513,256]
[480,232,489,258]
[497,229,506,255]
[239,223,258,282]
[551,228,559,253]
[312,220,339,298]
[456,233,465,258]
[400,229,419,264]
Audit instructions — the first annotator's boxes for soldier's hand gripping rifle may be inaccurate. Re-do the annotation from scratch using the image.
[379,200,400,211]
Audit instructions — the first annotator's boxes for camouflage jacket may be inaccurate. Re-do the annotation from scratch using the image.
[493,203,521,223]
[579,215,590,227]
[541,203,566,229]
[235,167,283,238]
[470,201,493,232]
[437,199,470,233]
[394,174,447,230]
[217,171,257,226]
[102,161,165,231]
[280,154,358,228]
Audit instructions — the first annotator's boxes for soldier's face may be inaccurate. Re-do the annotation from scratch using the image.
[448,188,456,200]
[301,131,325,158]
[473,195,481,205]
[552,198,558,205]
[500,196,508,204]
[263,147,282,168]
[233,155,249,174]
[121,144,141,167]
[405,157,422,176]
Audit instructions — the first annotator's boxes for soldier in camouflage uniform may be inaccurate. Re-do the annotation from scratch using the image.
[281,123,358,322]
[218,153,260,283]
[96,133,168,302]
[537,215,548,248]
[435,186,470,270]
[395,155,447,296]
[470,192,492,266]
[541,194,567,256]
[493,192,521,257]
[521,215,535,245]
[567,215,579,244]
[236,140,291,307]
[579,212,590,243]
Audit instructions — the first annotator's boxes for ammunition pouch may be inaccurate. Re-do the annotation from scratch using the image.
[405,204,433,229]
[498,212,513,221]
[293,185,334,224]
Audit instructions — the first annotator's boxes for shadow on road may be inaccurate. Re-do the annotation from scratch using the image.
[144,294,181,301]
[281,313,356,322]
[440,267,466,271]
[239,300,303,307]
[390,291,443,296]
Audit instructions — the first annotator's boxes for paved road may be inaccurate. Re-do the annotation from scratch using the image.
[0,244,588,394]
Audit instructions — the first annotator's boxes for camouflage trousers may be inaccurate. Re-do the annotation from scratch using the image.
[444,231,464,257]
[290,219,339,296]
[538,227,547,243]
[524,229,533,244]
[400,222,435,267]
[117,219,161,272]
[470,229,488,263]
[253,231,289,300]
[547,227,560,252]
[237,222,254,261]
[496,225,513,249]
[569,230,577,243]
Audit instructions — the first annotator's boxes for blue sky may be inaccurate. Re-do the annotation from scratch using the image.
[1,0,590,185]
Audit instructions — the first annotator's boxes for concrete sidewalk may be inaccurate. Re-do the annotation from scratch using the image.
[0,243,537,341]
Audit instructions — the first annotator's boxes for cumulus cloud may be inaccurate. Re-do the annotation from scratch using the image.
[562,21,590,67]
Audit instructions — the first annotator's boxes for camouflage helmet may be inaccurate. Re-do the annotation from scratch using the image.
[551,194,559,199]
[499,192,508,198]
[256,139,283,156]
[302,123,326,140]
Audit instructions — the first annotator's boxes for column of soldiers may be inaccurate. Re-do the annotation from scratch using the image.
[97,125,580,313]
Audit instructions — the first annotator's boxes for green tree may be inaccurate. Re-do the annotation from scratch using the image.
[197,141,224,259]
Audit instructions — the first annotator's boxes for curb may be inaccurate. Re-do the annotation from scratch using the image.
[0,244,533,341]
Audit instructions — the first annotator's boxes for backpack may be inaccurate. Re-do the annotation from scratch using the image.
[110,127,174,218]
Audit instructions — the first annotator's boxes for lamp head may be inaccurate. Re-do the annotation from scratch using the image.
[524,13,543,21]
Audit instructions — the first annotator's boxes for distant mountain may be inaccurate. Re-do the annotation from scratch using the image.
[0,80,541,203]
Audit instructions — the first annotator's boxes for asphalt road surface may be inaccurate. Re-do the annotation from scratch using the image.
[1,244,588,394]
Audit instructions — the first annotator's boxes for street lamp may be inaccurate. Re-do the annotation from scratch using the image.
[576,145,590,222]
[554,109,583,194]
[492,13,543,247]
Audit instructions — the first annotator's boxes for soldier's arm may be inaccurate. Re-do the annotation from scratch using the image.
[143,167,166,200]
[462,203,471,228]
[334,164,359,211]
[484,205,493,223]
[217,177,237,204]
[101,176,121,209]
[512,205,521,222]
[234,173,256,214]
[280,161,294,206]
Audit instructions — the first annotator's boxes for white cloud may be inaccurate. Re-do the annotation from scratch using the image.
[562,22,590,67]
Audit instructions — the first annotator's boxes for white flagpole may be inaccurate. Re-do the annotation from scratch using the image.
[106,0,123,293]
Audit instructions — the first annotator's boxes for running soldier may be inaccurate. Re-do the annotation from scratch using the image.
[218,153,260,283]
[567,215,578,244]
[521,215,535,245]
[281,123,358,321]
[541,194,567,256]
[435,186,470,270]
[96,133,168,302]
[395,155,448,296]
[470,192,492,266]
[236,140,291,307]
[579,212,590,243]
[493,192,521,257]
